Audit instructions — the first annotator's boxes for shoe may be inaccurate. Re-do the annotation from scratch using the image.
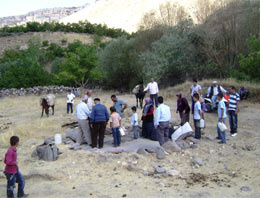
[18,194,29,198]
[231,133,237,137]
[216,137,221,140]
[218,141,226,144]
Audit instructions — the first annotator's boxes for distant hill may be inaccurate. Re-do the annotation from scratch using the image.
[0,6,85,27]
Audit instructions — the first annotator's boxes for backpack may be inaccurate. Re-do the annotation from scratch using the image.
[32,139,59,161]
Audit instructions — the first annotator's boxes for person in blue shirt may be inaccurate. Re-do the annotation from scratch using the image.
[111,95,128,117]
[193,93,203,139]
[90,98,109,149]
[154,96,171,145]
[217,92,227,144]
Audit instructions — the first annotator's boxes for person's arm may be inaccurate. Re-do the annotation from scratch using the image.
[146,106,154,116]
[207,87,211,97]
[156,82,159,94]
[119,119,121,127]
[5,151,17,166]
[168,108,172,122]
[220,108,224,122]
[144,83,150,92]
[105,108,110,122]
[154,108,160,128]
[221,86,227,94]
[183,98,189,113]
[236,98,240,115]
[89,107,95,127]
[121,102,127,113]
[110,121,113,128]
[190,86,192,94]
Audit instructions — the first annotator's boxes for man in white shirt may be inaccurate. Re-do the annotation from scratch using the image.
[190,79,202,114]
[67,90,76,114]
[207,81,227,109]
[75,96,92,145]
[144,77,159,107]
[154,96,171,145]
[86,90,93,111]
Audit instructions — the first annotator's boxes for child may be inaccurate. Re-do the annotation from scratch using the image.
[131,106,139,139]
[217,93,227,144]
[193,93,203,139]
[110,106,122,147]
[4,136,29,198]
[67,90,75,114]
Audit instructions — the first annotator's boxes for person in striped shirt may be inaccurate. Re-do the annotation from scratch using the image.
[228,86,240,137]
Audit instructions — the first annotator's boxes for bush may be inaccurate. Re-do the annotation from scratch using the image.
[42,40,49,47]
[98,37,142,90]
[61,39,67,45]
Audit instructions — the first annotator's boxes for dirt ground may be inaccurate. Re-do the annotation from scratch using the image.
[0,89,260,198]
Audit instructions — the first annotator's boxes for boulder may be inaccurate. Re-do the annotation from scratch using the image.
[137,148,148,155]
[156,147,166,159]
[65,128,81,142]
[162,141,181,153]
[186,137,200,145]
[176,140,190,150]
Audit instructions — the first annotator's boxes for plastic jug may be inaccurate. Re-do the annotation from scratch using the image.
[54,134,62,145]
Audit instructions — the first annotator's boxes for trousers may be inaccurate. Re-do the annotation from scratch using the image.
[92,122,107,148]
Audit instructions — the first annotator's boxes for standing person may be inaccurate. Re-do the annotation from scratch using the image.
[154,96,171,145]
[111,95,127,117]
[228,86,240,137]
[82,90,93,111]
[90,98,109,149]
[207,81,227,110]
[144,77,159,107]
[75,96,91,145]
[131,106,139,139]
[110,107,122,147]
[4,136,29,198]
[190,79,202,114]
[67,90,75,114]
[176,93,190,126]
[141,98,154,139]
[193,93,203,139]
[217,93,227,144]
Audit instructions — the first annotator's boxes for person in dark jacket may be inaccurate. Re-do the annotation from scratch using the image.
[207,81,227,109]
[90,98,109,149]
[141,98,155,140]
[176,93,190,125]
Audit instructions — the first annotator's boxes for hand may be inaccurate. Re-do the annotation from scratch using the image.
[220,118,223,123]
[176,110,178,114]
[142,113,146,117]
[120,109,124,113]
[235,110,238,115]
[183,110,186,114]
[90,124,93,128]
[155,125,158,129]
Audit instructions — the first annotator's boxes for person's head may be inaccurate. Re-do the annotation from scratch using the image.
[193,79,198,86]
[150,77,154,83]
[111,95,117,102]
[68,89,71,94]
[10,136,19,147]
[240,86,245,90]
[212,81,218,87]
[86,90,92,97]
[82,96,88,104]
[110,106,116,113]
[230,86,236,94]
[94,98,101,104]
[145,97,151,104]
[193,93,200,102]
[158,96,164,104]
[217,92,224,101]
[176,93,182,100]
[131,106,137,113]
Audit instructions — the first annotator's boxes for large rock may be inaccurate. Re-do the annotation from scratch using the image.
[137,148,148,155]
[155,147,165,159]
[65,128,81,142]
[186,137,200,144]
[162,141,181,153]
[176,140,190,150]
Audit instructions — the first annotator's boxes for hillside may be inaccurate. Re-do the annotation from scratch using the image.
[0,32,110,54]
[60,0,217,32]
[0,7,86,27]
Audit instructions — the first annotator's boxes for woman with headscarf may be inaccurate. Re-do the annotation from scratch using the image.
[141,98,155,139]
[176,93,190,126]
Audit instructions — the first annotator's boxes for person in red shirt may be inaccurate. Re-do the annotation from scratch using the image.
[4,136,29,198]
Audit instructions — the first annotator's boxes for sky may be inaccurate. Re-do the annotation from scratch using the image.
[0,0,91,17]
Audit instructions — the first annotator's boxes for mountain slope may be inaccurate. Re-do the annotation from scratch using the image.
[60,0,199,33]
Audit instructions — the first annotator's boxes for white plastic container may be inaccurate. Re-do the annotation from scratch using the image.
[172,122,193,141]
[54,134,62,145]
[200,119,205,128]
[218,122,227,132]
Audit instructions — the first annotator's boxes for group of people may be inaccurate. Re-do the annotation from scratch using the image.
[3,77,244,198]
[177,79,241,144]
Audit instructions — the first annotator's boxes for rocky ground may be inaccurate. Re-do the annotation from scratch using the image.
[0,90,260,198]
